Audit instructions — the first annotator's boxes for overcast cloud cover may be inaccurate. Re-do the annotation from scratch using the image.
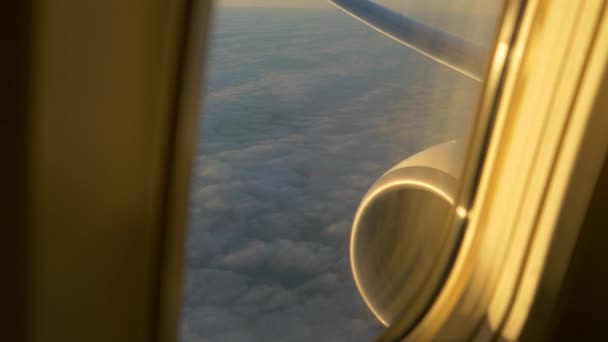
[180,8,480,342]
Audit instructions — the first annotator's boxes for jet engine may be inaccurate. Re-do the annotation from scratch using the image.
[350,141,465,330]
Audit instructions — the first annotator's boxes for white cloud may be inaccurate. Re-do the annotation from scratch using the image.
[324,220,350,239]
[182,5,480,341]
[219,240,274,267]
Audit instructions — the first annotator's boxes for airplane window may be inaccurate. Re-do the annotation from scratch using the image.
[180,0,506,340]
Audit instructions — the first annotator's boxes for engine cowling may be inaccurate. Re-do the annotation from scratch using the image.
[350,140,465,330]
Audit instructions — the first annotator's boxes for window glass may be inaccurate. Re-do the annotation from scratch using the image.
[181,1,505,340]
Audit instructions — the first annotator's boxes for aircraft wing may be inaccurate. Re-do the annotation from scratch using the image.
[329,0,488,81]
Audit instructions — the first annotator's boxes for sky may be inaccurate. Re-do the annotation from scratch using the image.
[214,0,504,40]
[215,0,503,16]
[217,0,331,8]
[180,7,486,341]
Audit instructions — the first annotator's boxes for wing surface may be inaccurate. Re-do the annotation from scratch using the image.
[329,0,488,80]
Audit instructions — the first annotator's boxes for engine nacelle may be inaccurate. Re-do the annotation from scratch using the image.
[350,141,465,329]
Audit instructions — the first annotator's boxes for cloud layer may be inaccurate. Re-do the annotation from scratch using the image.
[181,8,480,341]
